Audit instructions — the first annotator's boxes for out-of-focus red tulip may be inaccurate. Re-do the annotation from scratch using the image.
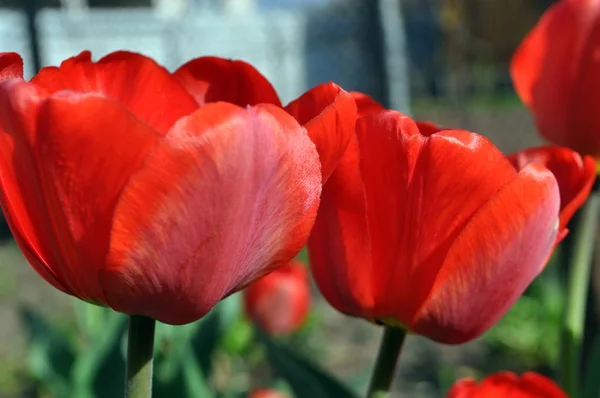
[248,389,288,398]
[508,145,596,234]
[243,260,311,335]
[0,51,333,325]
[511,0,600,157]
[448,372,568,398]
[308,109,561,344]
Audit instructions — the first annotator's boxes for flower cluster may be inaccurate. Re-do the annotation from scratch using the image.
[1,1,598,394]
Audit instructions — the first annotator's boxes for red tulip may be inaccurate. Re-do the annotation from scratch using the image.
[175,57,357,182]
[248,389,288,398]
[0,50,350,324]
[508,145,596,235]
[308,109,561,344]
[243,260,311,335]
[448,372,568,398]
[511,0,600,157]
[400,117,596,237]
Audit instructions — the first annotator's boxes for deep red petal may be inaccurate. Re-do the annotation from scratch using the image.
[174,56,282,107]
[307,134,374,319]
[285,83,357,182]
[30,50,197,134]
[412,163,559,344]
[518,372,569,397]
[416,120,444,136]
[508,145,596,231]
[0,80,161,300]
[0,53,24,81]
[349,91,385,117]
[0,80,75,295]
[511,0,600,156]
[355,111,518,326]
[101,103,321,324]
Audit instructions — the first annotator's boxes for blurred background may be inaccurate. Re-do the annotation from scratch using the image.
[0,0,586,397]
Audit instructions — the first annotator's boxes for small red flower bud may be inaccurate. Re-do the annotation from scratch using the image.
[243,260,311,336]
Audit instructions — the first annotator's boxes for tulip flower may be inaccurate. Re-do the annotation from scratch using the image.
[448,372,568,398]
[243,260,311,335]
[351,92,596,235]
[508,145,596,235]
[308,109,562,344]
[248,389,288,398]
[511,0,600,158]
[0,50,358,325]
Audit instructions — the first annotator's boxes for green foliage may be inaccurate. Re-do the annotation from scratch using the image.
[583,334,600,398]
[256,328,358,398]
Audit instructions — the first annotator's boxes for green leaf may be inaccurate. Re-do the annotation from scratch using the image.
[19,306,75,397]
[78,310,127,398]
[190,308,223,378]
[583,333,600,398]
[256,328,358,398]
[181,346,214,398]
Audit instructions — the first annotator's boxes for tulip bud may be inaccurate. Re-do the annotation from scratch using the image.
[243,260,311,336]
[248,388,289,398]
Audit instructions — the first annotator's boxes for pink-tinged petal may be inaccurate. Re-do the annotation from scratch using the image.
[412,163,559,344]
[508,145,596,231]
[0,53,23,81]
[0,79,163,302]
[174,56,282,107]
[30,50,197,134]
[101,103,321,324]
[511,0,600,156]
[308,134,374,318]
[355,111,518,325]
[285,83,357,182]
[349,91,385,117]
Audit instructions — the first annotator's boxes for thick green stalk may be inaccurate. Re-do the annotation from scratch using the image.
[366,326,407,398]
[560,182,600,398]
[125,315,156,398]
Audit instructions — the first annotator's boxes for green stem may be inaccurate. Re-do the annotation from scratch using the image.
[560,182,600,398]
[366,326,407,398]
[125,315,156,398]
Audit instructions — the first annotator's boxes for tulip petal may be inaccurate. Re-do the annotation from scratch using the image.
[411,163,559,344]
[416,120,444,136]
[0,52,23,81]
[508,145,596,230]
[446,378,478,398]
[308,134,374,318]
[448,372,568,398]
[174,56,282,107]
[101,103,321,324]
[30,50,197,134]
[0,80,69,293]
[349,91,385,117]
[511,0,600,155]
[285,83,357,182]
[0,79,162,301]
[355,112,518,325]
[518,372,569,397]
